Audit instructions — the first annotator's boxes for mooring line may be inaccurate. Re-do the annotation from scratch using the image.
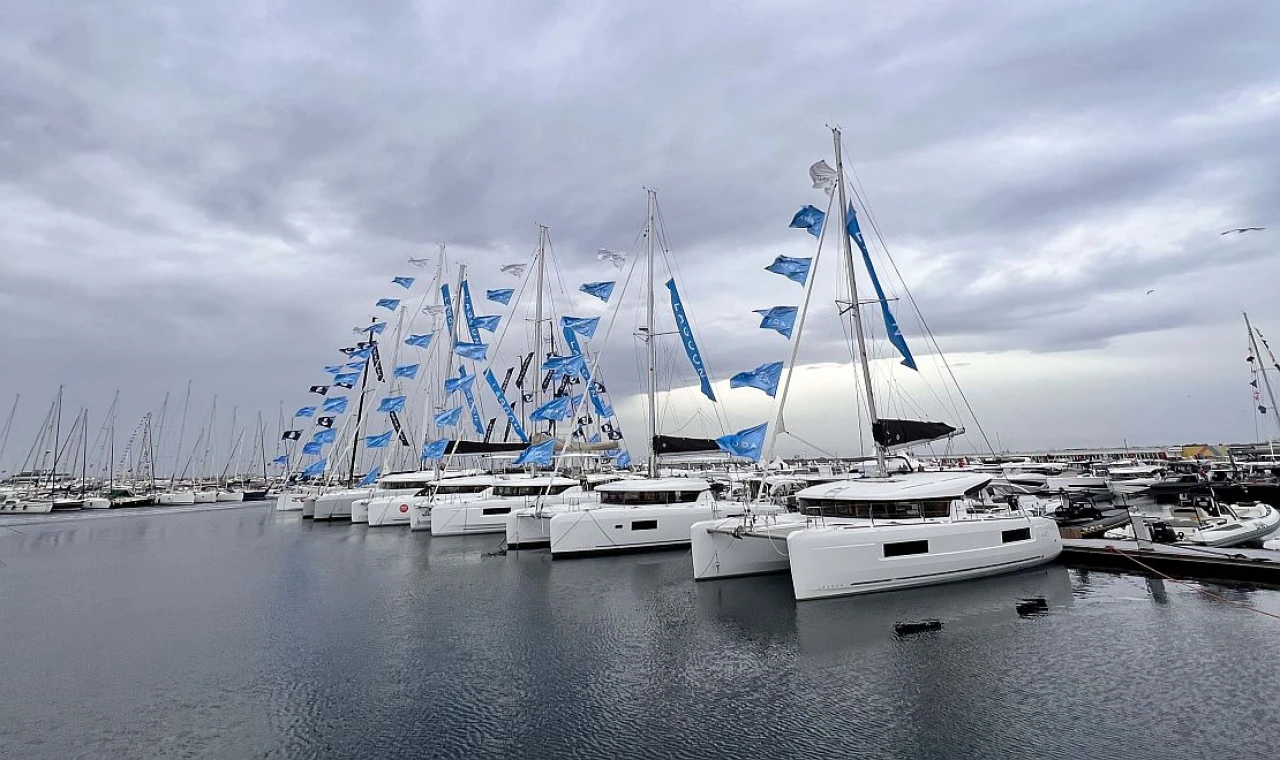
[1104,544,1280,622]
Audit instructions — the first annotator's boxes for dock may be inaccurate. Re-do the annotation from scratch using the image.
[1060,538,1280,586]
[1053,508,1129,539]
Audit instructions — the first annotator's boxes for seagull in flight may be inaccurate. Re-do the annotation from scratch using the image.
[1145,289,1156,295]
[1221,227,1265,235]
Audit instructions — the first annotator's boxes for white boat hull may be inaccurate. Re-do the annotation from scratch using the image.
[193,491,218,504]
[81,497,112,510]
[367,495,416,527]
[1044,475,1108,494]
[0,499,54,514]
[786,516,1063,601]
[690,514,812,579]
[301,496,316,518]
[550,502,779,558]
[1108,478,1159,497]
[431,499,530,536]
[157,492,197,506]
[275,492,307,511]
[215,491,244,502]
[351,499,369,524]
[313,491,369,521]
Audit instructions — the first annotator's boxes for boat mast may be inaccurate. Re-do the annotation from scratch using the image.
[347,317,378,486]
[832,127,886,476]
[0,393,18,479]
[170,380,191,488]
[1244,312,1280,447]
[50,386,62,494]
[532,226,548,423]
[645,189,659,479]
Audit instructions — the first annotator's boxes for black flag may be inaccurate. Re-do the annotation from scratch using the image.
[309,385,329,395]
[282,430,302,441]
[316,417,334,429]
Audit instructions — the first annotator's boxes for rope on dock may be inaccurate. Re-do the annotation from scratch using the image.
[1103,545,1280,622]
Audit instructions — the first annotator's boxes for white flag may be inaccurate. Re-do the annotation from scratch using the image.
[500,263,526,277]
[596,249,627,269]
[809,160,837,195]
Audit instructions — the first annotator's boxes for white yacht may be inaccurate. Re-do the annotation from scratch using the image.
[407,474,504,531]
[504,474,627,548]
[310,470,439,522]
[1044,464,1110,495]
[1106,463,1166,497]
[432,476,580,536]
[156,490,197,506]
[1105,490,1280,547]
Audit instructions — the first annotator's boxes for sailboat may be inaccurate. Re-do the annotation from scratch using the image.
[691,128,1061,599]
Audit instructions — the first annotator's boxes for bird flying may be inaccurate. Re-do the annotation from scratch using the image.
[1221,227,1265,235]
[407,257,431,266]
[1145,289,1156,295]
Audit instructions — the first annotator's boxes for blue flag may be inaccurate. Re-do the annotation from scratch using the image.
[362,322,387,335]
[765,255,812,286]
[730,361,784,397]
[454,342,488,361]
[579,281,616,302]
[271,455,288,465]
[313,428,337,444]
[716,422,768,461]
[393,363,419,379]
[322,396,349,414]
[347,345,373,360]
[666,278,716,402]
[358,466,382,487]
[302,458,327,477]
[444,374,476,395]
[484,368,529,443]
[345,359,367,369]
[333,371,361,387]
[847,203,917,371]
[421,438,449,461]
[790,205,825,238]
[543,354,587,378]
[471,315,501,333]
[561,316,600,340]
[616,450,632,468]
[405,333,434,348]
[460,280,482,343]
[322,365,343,374]
[513,439,556,467]
[591,393,613,419]
[302,441,323,455]
[392,276,415,289]
[530,395,574,422]
[434,407,463,427]
[376,298,401,311]
[455,367,485,435]
[755,307,798,338]
[295,406,316,418]
[377,395,406,414]
[486,288,514,305]
[365,431,393,449]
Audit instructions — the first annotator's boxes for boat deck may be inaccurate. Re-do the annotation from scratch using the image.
[1060,538,1280,586]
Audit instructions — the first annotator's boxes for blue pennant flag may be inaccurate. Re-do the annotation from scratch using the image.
[454,342,488,361]
[392,276,415,289]
[393,363,419,379]
[365,431,393,449]
[444,374,476,395]
[271,455,288,465]
[755,306,798,339]
[377,395,406,414]
[591,393,613,419]
[561,316,600,340]
[405,333,434,348]
[362,322,387,335]
[313,428,337,444]
[616,450,632,468]
[347,345,373,360]
[716,422,768,461]
[543,354,587,378]
[484,369,529,443]
[434,407,463,427]
[302,441,323,455]
[486,288,514,305]
[579,281,616,302]
[765,255,812,286]
[471,315,501,333]
[302,458,327,477]
[333,371,361,387]
[295,406,316,418]
[530,395,574,422]
[322,396,348,414]
[666,278,716,402]
[790,205,826,238]
[322,365,344,374]
[513,439,556,467]
[376,298,401,311]
[847,203,917,370]
[730,361,785,397]
[421,438,449,461]
[358,465,382,487]
[345,360,368,370]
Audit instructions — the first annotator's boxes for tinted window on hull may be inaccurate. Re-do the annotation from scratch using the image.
[1002,527,1031,543]
[883,540,929,557]
[631,520,658,531]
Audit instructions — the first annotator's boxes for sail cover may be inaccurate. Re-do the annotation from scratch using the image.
[652,435,723,455]
[872,419,957,449]
[444,441,529,455]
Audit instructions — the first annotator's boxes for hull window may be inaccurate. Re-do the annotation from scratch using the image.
[883,539,929,557]
[631,520,658,531]
[1001,527,1032,543]
[482,507,512,516]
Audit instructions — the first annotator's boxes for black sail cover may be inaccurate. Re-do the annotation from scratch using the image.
[652,435,722,455]
[872,419,957,449]
[444,440,529,455]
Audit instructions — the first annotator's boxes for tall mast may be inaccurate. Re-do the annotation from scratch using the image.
[533,226,548,421]
[645,189,659,478]
[0,393,19,478]
[832,127,886,476]
[347,317,378,486]
[80,409,88,497]
[50,386,62,492]
[1245,312,1280,444]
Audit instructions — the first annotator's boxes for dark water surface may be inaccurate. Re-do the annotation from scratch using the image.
[3,506,1279,759]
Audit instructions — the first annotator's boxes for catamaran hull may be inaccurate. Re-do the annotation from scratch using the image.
[313,492,368,521]
[550,503,778,558]
[275,492,307,511]
[431,501,526,536]
[507,512,553,549]
[690,515,809,579]
[367,496,414,527]
[409,503,431,531]
[301,497,316,518]
[786,517,1063,601]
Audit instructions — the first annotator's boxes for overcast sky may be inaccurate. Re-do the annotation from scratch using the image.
[3,0,1280,472]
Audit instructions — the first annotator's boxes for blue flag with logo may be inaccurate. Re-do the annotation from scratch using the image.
[716,422,767,461]
[730,361,785,397]
[530,395,574,422]
[471,315,501,333]
[847,203,917,370]
[666,278,716,402]
[543,354,587,379]
[358,466,382,486]
[295,406,316,418]
[561,316,600,340]
[377,395,406,414]
[513,439,556,467]
[754,307,798,338]
[376,298,401,311]
[764,255,812,286]
[347,345,373,360]
[484,368,529,443]
[454,342,488,361]
[365,431,393,449]
[313,428,337,444]
[392,276,415,289]
[422,438,449,461]
[434,407,462,427]
[789,205,825,238]
[344,359,367,369]
[579,281,616,302]
[302,458,327,477]
[444,374,476,395]
[333,372,361,387]
[362,322,387,335]
[322,396,348,414]
[323,365,343,374]
[616,450,632,468]
[393,363,419,379]
[405,333,434,348]
[302,441,323,455]
[486,288,514,305]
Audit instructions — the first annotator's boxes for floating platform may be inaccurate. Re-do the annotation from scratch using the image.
[1054,508,1130,539]
[1060,538,1280,586]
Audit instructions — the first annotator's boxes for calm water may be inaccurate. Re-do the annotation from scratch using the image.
[2,505,1279,759]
